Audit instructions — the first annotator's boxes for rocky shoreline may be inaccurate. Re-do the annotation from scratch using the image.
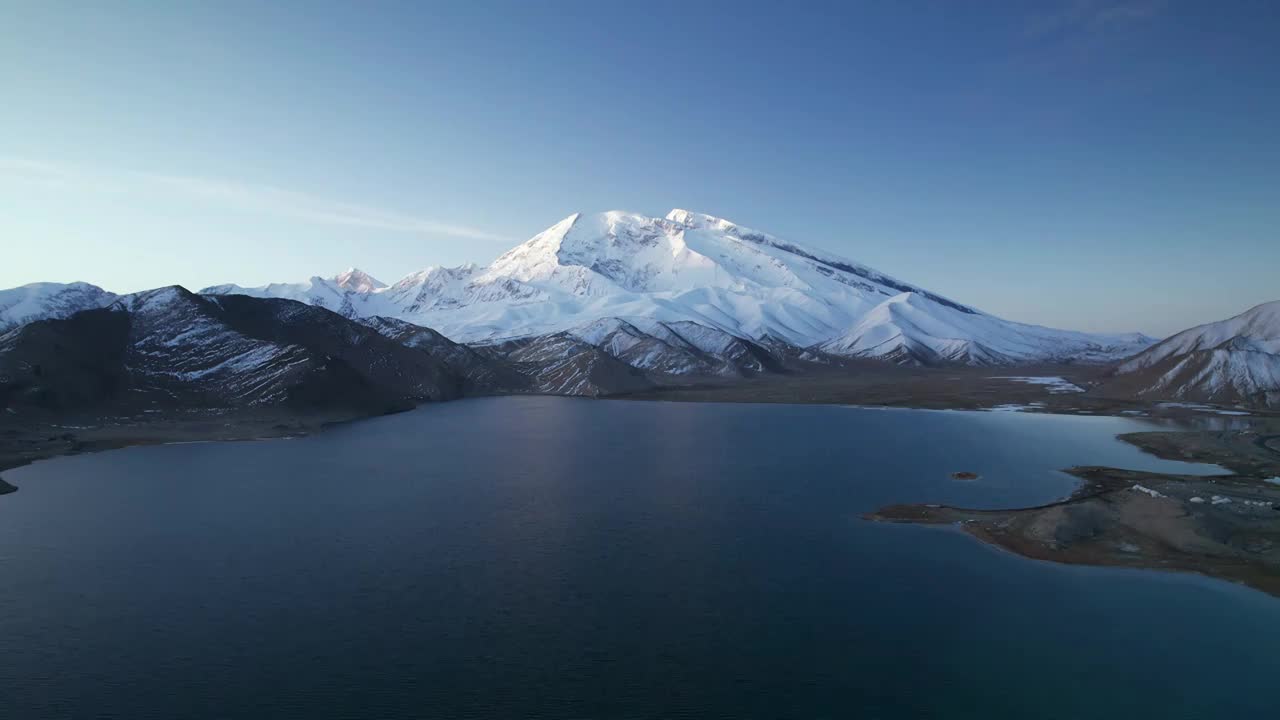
[868,428,1280,597]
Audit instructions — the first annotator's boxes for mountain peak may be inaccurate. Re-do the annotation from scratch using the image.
[666,208,727,228]
[110,285,199,313]
[1110,300,1280,408]
[1121,299,1280,373]
[0,281,118,333]
[1240,300,1280,330]
[333,268,386,292]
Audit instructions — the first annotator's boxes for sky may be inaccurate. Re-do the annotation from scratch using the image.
[2,0,1277,337]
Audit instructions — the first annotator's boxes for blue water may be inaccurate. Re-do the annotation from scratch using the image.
[1,397,1277,719]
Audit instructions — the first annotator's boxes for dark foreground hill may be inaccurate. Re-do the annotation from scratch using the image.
[0,287,523,415]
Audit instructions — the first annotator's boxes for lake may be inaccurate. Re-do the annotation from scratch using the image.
[2,397,1278,719]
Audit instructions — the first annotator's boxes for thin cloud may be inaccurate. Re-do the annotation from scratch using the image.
[1024,0,1166,39]
[0,157,512,243]
[1093,0,1166,26]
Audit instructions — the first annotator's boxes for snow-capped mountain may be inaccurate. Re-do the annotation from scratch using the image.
[200,267,386,321]
[199,209,1154,365]
[1103,301,1280,408]
[819,291,1153,366]
[0,282,117,333]
[333,268,387,293]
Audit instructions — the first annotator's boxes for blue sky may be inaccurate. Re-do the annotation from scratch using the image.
[3,0,1277,336]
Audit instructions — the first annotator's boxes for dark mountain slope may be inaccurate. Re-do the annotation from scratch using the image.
[359,315,529,394]
[0,288,509,414]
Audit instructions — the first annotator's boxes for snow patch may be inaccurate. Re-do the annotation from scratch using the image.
[992,376,1085,393]
[986,401,1048,413]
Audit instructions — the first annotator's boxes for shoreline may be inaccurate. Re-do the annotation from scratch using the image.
[5,384,1280,598]
[4,382,1275,488]
[7,364,1272,479]
[867,454,1280,597]
[0,406,410,493]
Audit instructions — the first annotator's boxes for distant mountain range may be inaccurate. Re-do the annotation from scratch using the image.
[2,209,1276,410]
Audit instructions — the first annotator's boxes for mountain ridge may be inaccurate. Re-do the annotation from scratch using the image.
[0,287,526,414]
[3,210,1158,378]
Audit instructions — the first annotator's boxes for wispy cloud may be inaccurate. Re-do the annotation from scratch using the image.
[0,157,512,243]
[1024,0,1167,39]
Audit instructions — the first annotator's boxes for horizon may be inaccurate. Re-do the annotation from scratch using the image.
[5,1,1280,337]
[4,202,1274,340]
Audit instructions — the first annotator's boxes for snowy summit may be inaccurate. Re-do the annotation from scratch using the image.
[196,209,1154,365]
